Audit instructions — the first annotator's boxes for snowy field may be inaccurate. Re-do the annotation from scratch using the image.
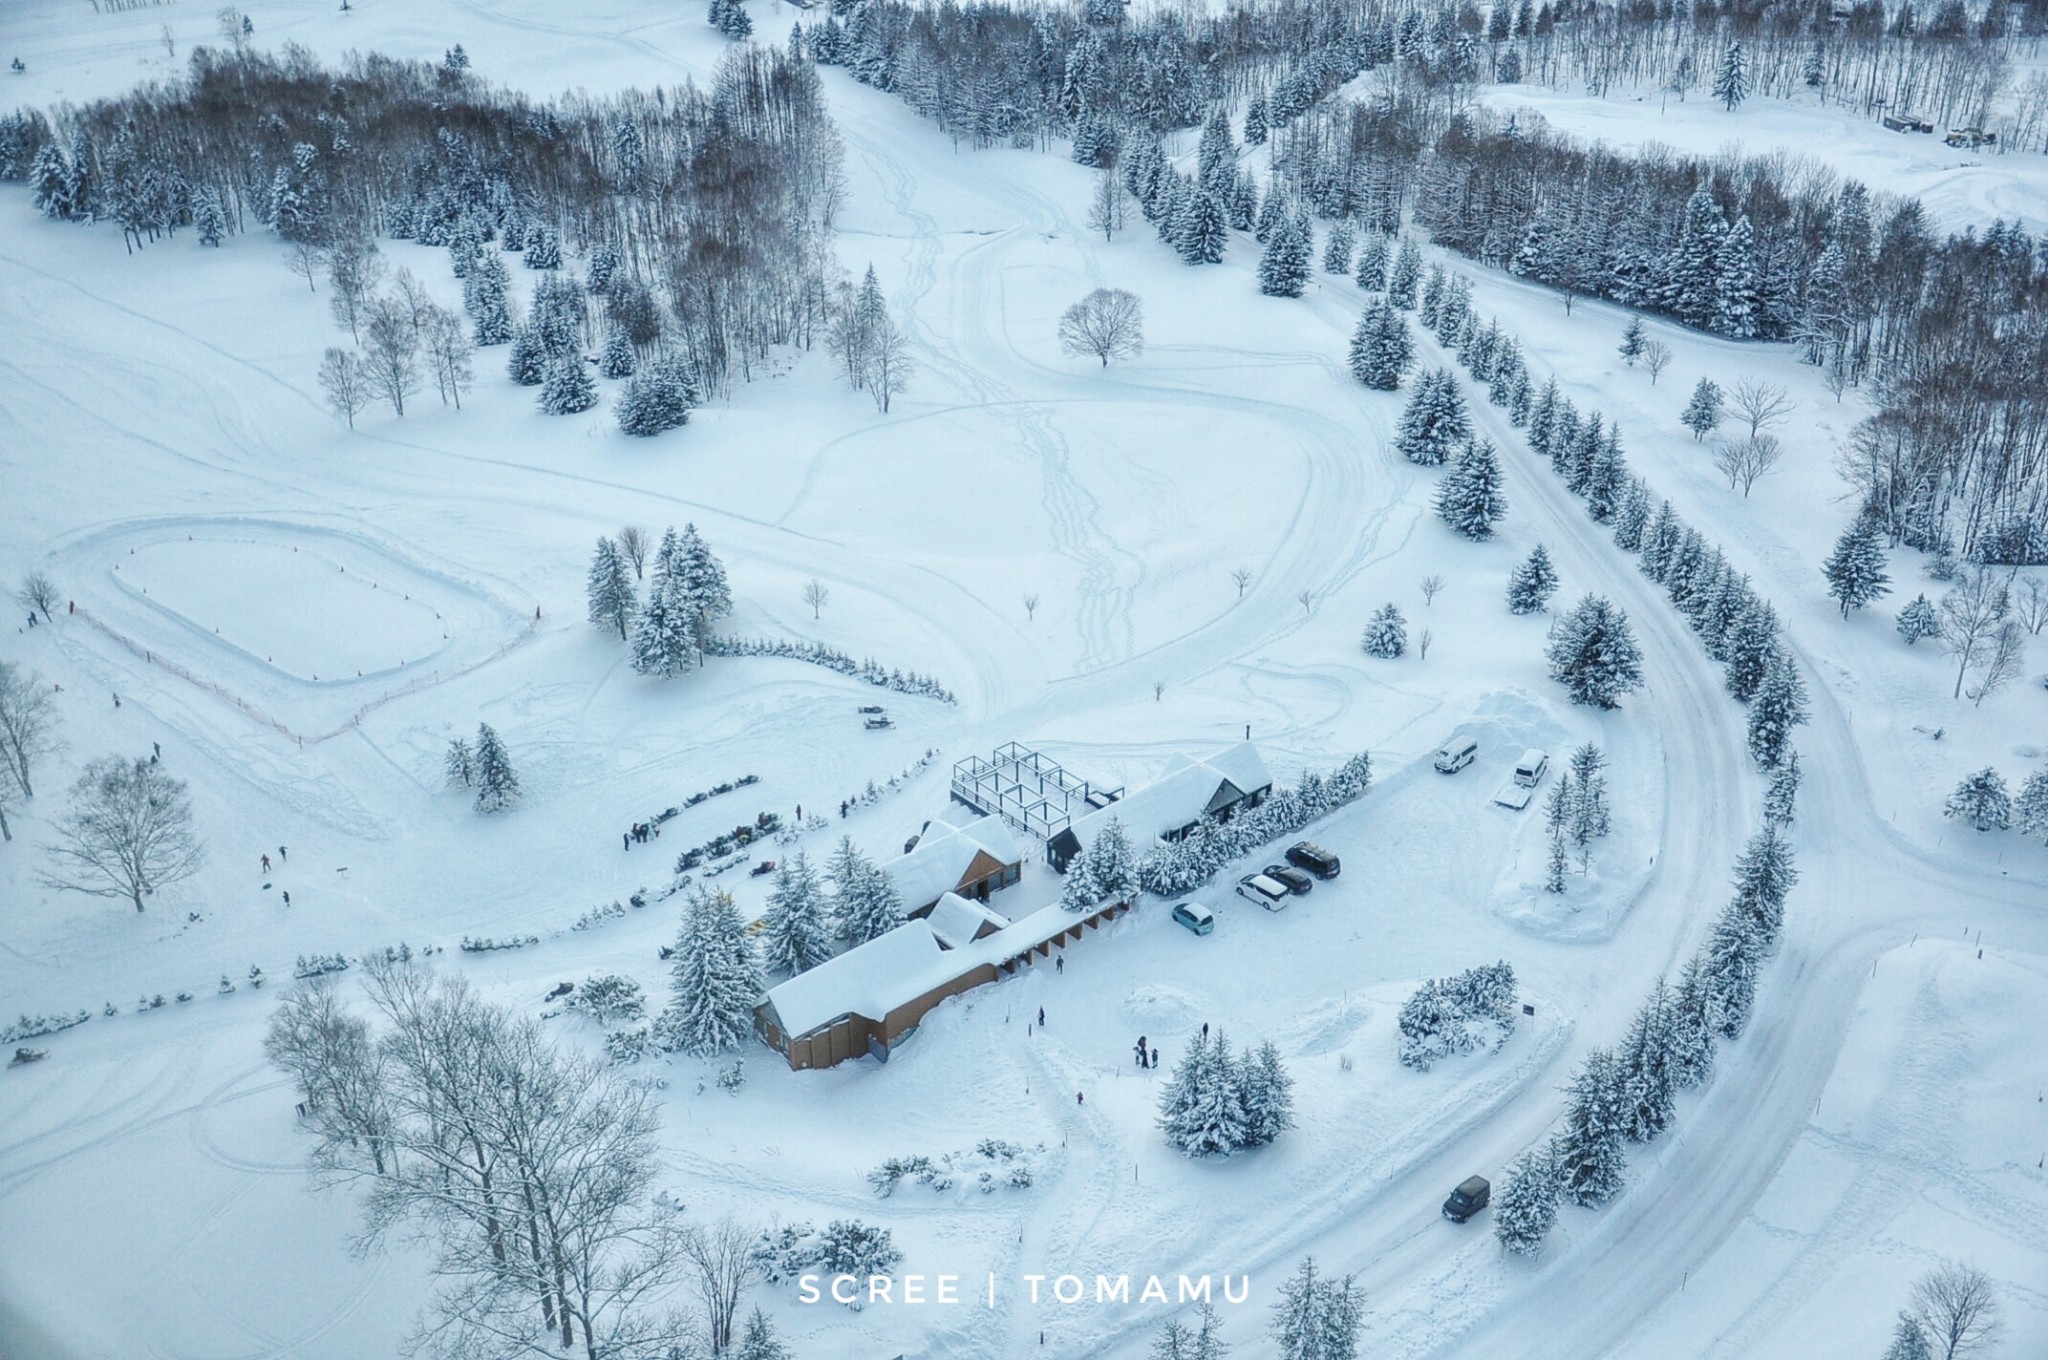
[3,3,2048,1359]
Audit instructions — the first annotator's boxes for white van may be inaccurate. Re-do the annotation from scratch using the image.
[1434,738,1479,774]
[1235,874,1290,911]
[1513,749,1549,787]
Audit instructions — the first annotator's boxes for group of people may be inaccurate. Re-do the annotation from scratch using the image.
[622,820,663,850]
[258,846,292,906]
[1132,1035,1160,1070]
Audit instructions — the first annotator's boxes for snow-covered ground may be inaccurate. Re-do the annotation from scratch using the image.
[4,3,2047,1359]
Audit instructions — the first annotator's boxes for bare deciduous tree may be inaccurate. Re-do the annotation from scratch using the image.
[1641,339,1672,384]
[1086,167,1128,242]
[41,756,205,911]
[1911,1262,2001,1360]
[319,347,372,428]
[17,570,58,618]
[1728,376,1793,439]
[1822,350,1851,403]
[681,1217,763,1354]
[361,295,421,416]
[264,974,394,1174]
[2013,574,2048,635]
[390,266,436,333]
[1713,434,1783,497]
[1938,568,2011,700]
[0,660,61,804]
[1420,574,1445,605]
[326,236,386,341]
[1969,620,2027,706]
[617,526,649,579]
[1231,566,1253,599]
[802,578,829,619]
[865,311,912,414]
[423,305,475,409]
[286,240,326,293]
[1417,627,1434,660]
[1023,592,1039,621]
[1058,288,1145,368]
[1297,588,1314,615]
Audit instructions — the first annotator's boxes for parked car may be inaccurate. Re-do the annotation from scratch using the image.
[1513,749,1549,788]
[1285,841,1341,879]
[1442,1175,1491,1223]
[1171,901,1215,935]
[1234,873,1291,911]
[1262,863,1315,895]
[1434,738,1478,774]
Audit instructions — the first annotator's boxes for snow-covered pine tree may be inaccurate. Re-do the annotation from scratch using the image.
[1552,1046,1628,1207]
[1387,237,1422,309]
[1821,515,1892,617]
[656,886,762,1056]
[1361,602,1408,659]
[1746,648,1809,769]
[1616,979,1676,1143]
[466,253,514,346]
[631,536,700,679]
[444,736,473,788]
[760,852,834,975]
[1397,980,1457,1070]
[2015,769,2048,844]
[586,536,636,640]
[1618,315,1646,366]
[1944,767,2011,831]
[1668,951,1717,1087]
[1681,377,1722,440]
[1173,189,1228,265]
[540,354,599,415]
[1348,301,1412,391]
[674,522,733,636]
[1492,1146,1559,1255]
[1322,220,1355,275]
[1507,544,1559,614]
[1257,217,1312,298]
[1157,1031,1248,1157]
[506,322,550,385]
[1567,744,1610,846]
[1894,593,1940,645]
[1562,410,1601,491]
[1270,1255,1363,1360]
[1879,1312,1933,1360]
[1730,824,1798,948]
[1544,821,1571,894]
[523,224,562,269]
[1435,438,1509,540]
[1763,748,1801,827]
[599,325,637,379]
[1713,40,1751,110]
[1354,232,1389,291]
[734,1307,789,1360]
[1237,1040,1295,1147]
[1058,848,1105,912]
[1722,598,1781,702]
[1195,106,1235,192]
[617,354,700,437]
[1083,817,1138,901]
[472,722,521,813]
[1394,369,1470,466]
[1702,902,1763,1039]
[1228,170,1259,232]
[193,186,226,246]
[1546,594,1645,709]
[1714,216,1760,338]
[1612,478,1652,553]
[1243,93,1268,145]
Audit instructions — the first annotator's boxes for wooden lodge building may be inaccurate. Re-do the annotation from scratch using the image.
[1045,740,1274,873]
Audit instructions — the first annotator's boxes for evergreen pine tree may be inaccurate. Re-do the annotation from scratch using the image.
[1546,594,1645,708]
[1347,302,1411,390]
[193,186,226,246]
[1663,188,1728,328]
[1257,218,1312,298]
[1243,94,1268,146]
[1435,438,1509,539]
[1552,1046,1628,1207]
[1713,41,1752,110]
[1822,515,1892,616]
[1322,220,1355,275]
[1507,544,1559,614]
[1723,598,1781,702]
[1763,748,1801,828]
[655,886,762,1056]
[1714,215,1761,338]
[1680,377,1723,440]
[1395,369,1471,465]
[586,536,636,640]
[734,1308,790,1360]
[1361,602,1408,658]
[523,224,562,269]
[760,851,834,975]
[444,737,473,788]
[1084,817,1138,901]
[599,325,637,379]
[1880,1313,1933,1360]
[1730,824,1798,948]
[472,723,521,813]
[1568,743,1611,847]
[467,254,514,346]
[1237,1040,1295,1147]
[1747,648,1809,769]
[1354,232,1389,291]
[1492,1147,1559,1255]
[1618,315,1646,366]
[631,530,701,678]
[1386,237,1422,309]
[1158,1031,1249,1156]
[1612,479,1652,553]
[672,522,732,635]
[617,355,700,437]
[1195,106,1236,192]
[1173,189,1228,265]
[540,355,599,415]
[1057,848,1105,912]
[1703,902,1763,1039]
[1943,767,2012,830]
[507,322,549,385]
[1228,170,1259,232]
[1894,593,1940,645]
[2014,769,2048,844]
[1270,1255,1363,1360]
[1617,980,1677,1143]
[1668,951,1718,1088]
[829,837,905,943]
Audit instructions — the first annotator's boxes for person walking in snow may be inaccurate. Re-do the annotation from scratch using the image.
[282,891,291,907]
[278,846,287,862]
[26,612,35,628]
[1135,1035,1148,1068]
[261,854,272,873]
[1037,1006,1045,1028]
[152,742,161,759]
[1150,1046,1159,1069]
[624,832,632,852]
[1076,1092,1084,1106]
[1201,1021,1209,1041]
[1056,954,1064,974]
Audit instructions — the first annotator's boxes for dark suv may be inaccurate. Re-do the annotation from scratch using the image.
[1262,864,1315,896]
[1285,841,1341,879]
[1442,1176,1490,1223]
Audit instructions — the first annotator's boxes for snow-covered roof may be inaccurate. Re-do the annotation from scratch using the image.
[761,899,1103,1041]
[927,891,1009,949]
[882,813,1023,911]
[1061,741,1274,849]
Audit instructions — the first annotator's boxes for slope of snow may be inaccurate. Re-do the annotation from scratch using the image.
[3,4,2046,1360]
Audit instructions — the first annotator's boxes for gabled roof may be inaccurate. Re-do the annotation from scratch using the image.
[927,891,1009,949]
[882,813,1023,910]
[1062,741,1274,849]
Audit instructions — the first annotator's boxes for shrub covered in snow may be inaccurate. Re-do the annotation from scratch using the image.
[701,635,957,703]
[1396,962,1518,1071]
